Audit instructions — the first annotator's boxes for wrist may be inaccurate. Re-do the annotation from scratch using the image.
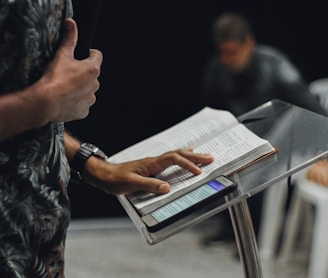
[69,142,108,184]
[22,80,53,127]
[82,155,111,187]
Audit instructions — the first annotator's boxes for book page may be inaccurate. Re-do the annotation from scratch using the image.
[127,123,275,214]
[108,107,239,164]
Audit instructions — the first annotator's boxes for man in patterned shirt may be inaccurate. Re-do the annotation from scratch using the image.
[0,1,214,277]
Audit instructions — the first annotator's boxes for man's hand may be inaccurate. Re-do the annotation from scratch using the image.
[82,148,215,195]
[0,18,103,141]
[36,18,103,122]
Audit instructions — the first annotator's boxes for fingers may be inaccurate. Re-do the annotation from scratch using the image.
[160,149,214,175]
[179,148,214,165]
[130,175,171,195]
[132,149,214,194]
[60,18,78,58]
[136,149,214,194]
[89,49,103,70]
[60,18,103,67]
[97,149,214,196]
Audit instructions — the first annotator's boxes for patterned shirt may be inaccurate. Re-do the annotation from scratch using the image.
[0,0,73,277]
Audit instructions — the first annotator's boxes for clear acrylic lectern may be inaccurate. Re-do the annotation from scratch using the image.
[118,99,328,278]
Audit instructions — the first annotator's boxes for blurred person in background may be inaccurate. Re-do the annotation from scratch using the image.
[200,12,327,245]
[201,12,326,117]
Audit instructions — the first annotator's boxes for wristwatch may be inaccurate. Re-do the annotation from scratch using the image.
[70,142,108,184]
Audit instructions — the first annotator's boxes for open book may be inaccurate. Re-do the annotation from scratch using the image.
[108,107,277,215]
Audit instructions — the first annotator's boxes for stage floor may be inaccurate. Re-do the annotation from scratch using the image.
[64,217,308,278]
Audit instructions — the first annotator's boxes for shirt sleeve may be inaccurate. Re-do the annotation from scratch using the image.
[275,58,328,116]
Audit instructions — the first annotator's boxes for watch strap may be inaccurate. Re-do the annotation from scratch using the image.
[70,142,106,184]
[71,144,94,174]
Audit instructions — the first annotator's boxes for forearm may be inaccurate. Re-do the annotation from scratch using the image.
[64,131,115,190]
[0,82,51,142]
[64,131,82,162]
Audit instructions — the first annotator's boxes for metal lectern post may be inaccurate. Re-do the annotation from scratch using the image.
[227,190,263,278]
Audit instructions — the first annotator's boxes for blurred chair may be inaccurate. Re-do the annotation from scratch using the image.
[308,78,328,110]
[278,78,328,278]
[258,78,328,263]
[258,179,289,260]
[279,169,328,278]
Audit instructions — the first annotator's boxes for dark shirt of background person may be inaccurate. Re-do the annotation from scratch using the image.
[201,12,327,117]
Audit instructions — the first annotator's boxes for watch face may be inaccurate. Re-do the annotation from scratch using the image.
[82,143,98,151]
[82,143,107,159]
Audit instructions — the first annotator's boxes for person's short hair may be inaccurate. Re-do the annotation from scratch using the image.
[213,12,252,44]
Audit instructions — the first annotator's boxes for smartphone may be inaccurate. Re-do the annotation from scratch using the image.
[141,175,237,232]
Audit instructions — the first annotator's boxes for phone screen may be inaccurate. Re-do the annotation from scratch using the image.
[151,179,226,222]
[141,176,237,232]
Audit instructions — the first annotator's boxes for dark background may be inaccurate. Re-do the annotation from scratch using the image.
[67,1,328,218]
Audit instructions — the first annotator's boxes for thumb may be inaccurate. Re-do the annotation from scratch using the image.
[137,175,171,195]
[59,18,78,58]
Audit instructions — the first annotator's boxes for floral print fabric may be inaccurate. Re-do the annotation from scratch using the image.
[0,0,73,277]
